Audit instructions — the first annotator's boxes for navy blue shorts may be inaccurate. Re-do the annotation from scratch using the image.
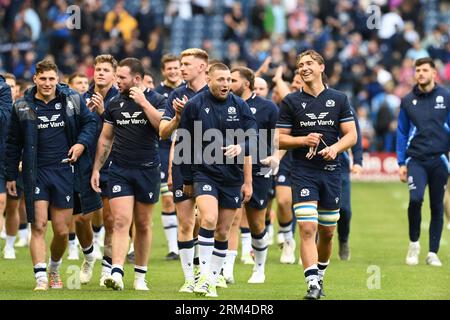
[108,163,161,204]
[159,146,172,196]
[275,169,291,187]
[172,164,192,203]
[99,161,111,198]
[275,153,292,187]
[291,167,341,209]
[193,175,242,209]
[247,175,271,210]
[35,165,74,209]
[268,176,276,199]
[159,146,170,184]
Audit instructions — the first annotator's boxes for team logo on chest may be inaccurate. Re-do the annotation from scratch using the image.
[37,114,65,129]
[227,106,239,122]
[250,107,257,114]
[434,95,446,109]
[300,112,334,127]
[117,111,147,125]
[325,99,335,107]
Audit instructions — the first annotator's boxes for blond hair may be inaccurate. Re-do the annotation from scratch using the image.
[180,48,209,62]
[94,54,118,71]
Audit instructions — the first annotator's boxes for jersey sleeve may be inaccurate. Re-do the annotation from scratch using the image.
[147,90,167,112]
[162,90,177,121]
[240,99,258,157]
[178,99,197,184]
[276,98,294,129]
[339,95,355,123]
[103,101,114,124]
[268,101,279,130]
[351,106,363,166]
[396,99,410,166]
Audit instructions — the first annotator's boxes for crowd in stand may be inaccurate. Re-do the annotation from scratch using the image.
[0,0,449,151]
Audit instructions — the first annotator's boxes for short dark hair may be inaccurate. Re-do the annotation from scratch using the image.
[231,66,255,91]
[35,59,58,75]
[161,54,180,69]
[68,73,88,84]
[208,63,229,76]
[144,69,154,78]
[415,57,435,69]
[118,57,144,78]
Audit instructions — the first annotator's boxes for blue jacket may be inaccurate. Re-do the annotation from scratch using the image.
[5,84,102,222]
[396,85,450,166]
[0,75,13,173]
[178,90,257,186]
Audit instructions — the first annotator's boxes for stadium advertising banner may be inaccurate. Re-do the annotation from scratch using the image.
[352,152,399,182]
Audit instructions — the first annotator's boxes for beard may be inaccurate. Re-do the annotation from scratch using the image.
[233,85,245,98]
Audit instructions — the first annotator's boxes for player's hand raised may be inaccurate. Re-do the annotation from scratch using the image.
[129,87,147,107]
[90,92,104,114]
[173,95,188,118]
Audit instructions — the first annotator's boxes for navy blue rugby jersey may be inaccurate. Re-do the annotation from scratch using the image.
[36,97,69,167]
[277,87,354,170]
[246,93,278,175]
[104,88,166,168]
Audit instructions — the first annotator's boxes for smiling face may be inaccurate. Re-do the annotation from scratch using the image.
[162,60,181,85]
[297,53,325,85]
[33,70,58,101]
[208,68,231,101]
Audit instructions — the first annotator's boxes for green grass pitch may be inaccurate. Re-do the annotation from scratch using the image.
[0,182,449,300]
